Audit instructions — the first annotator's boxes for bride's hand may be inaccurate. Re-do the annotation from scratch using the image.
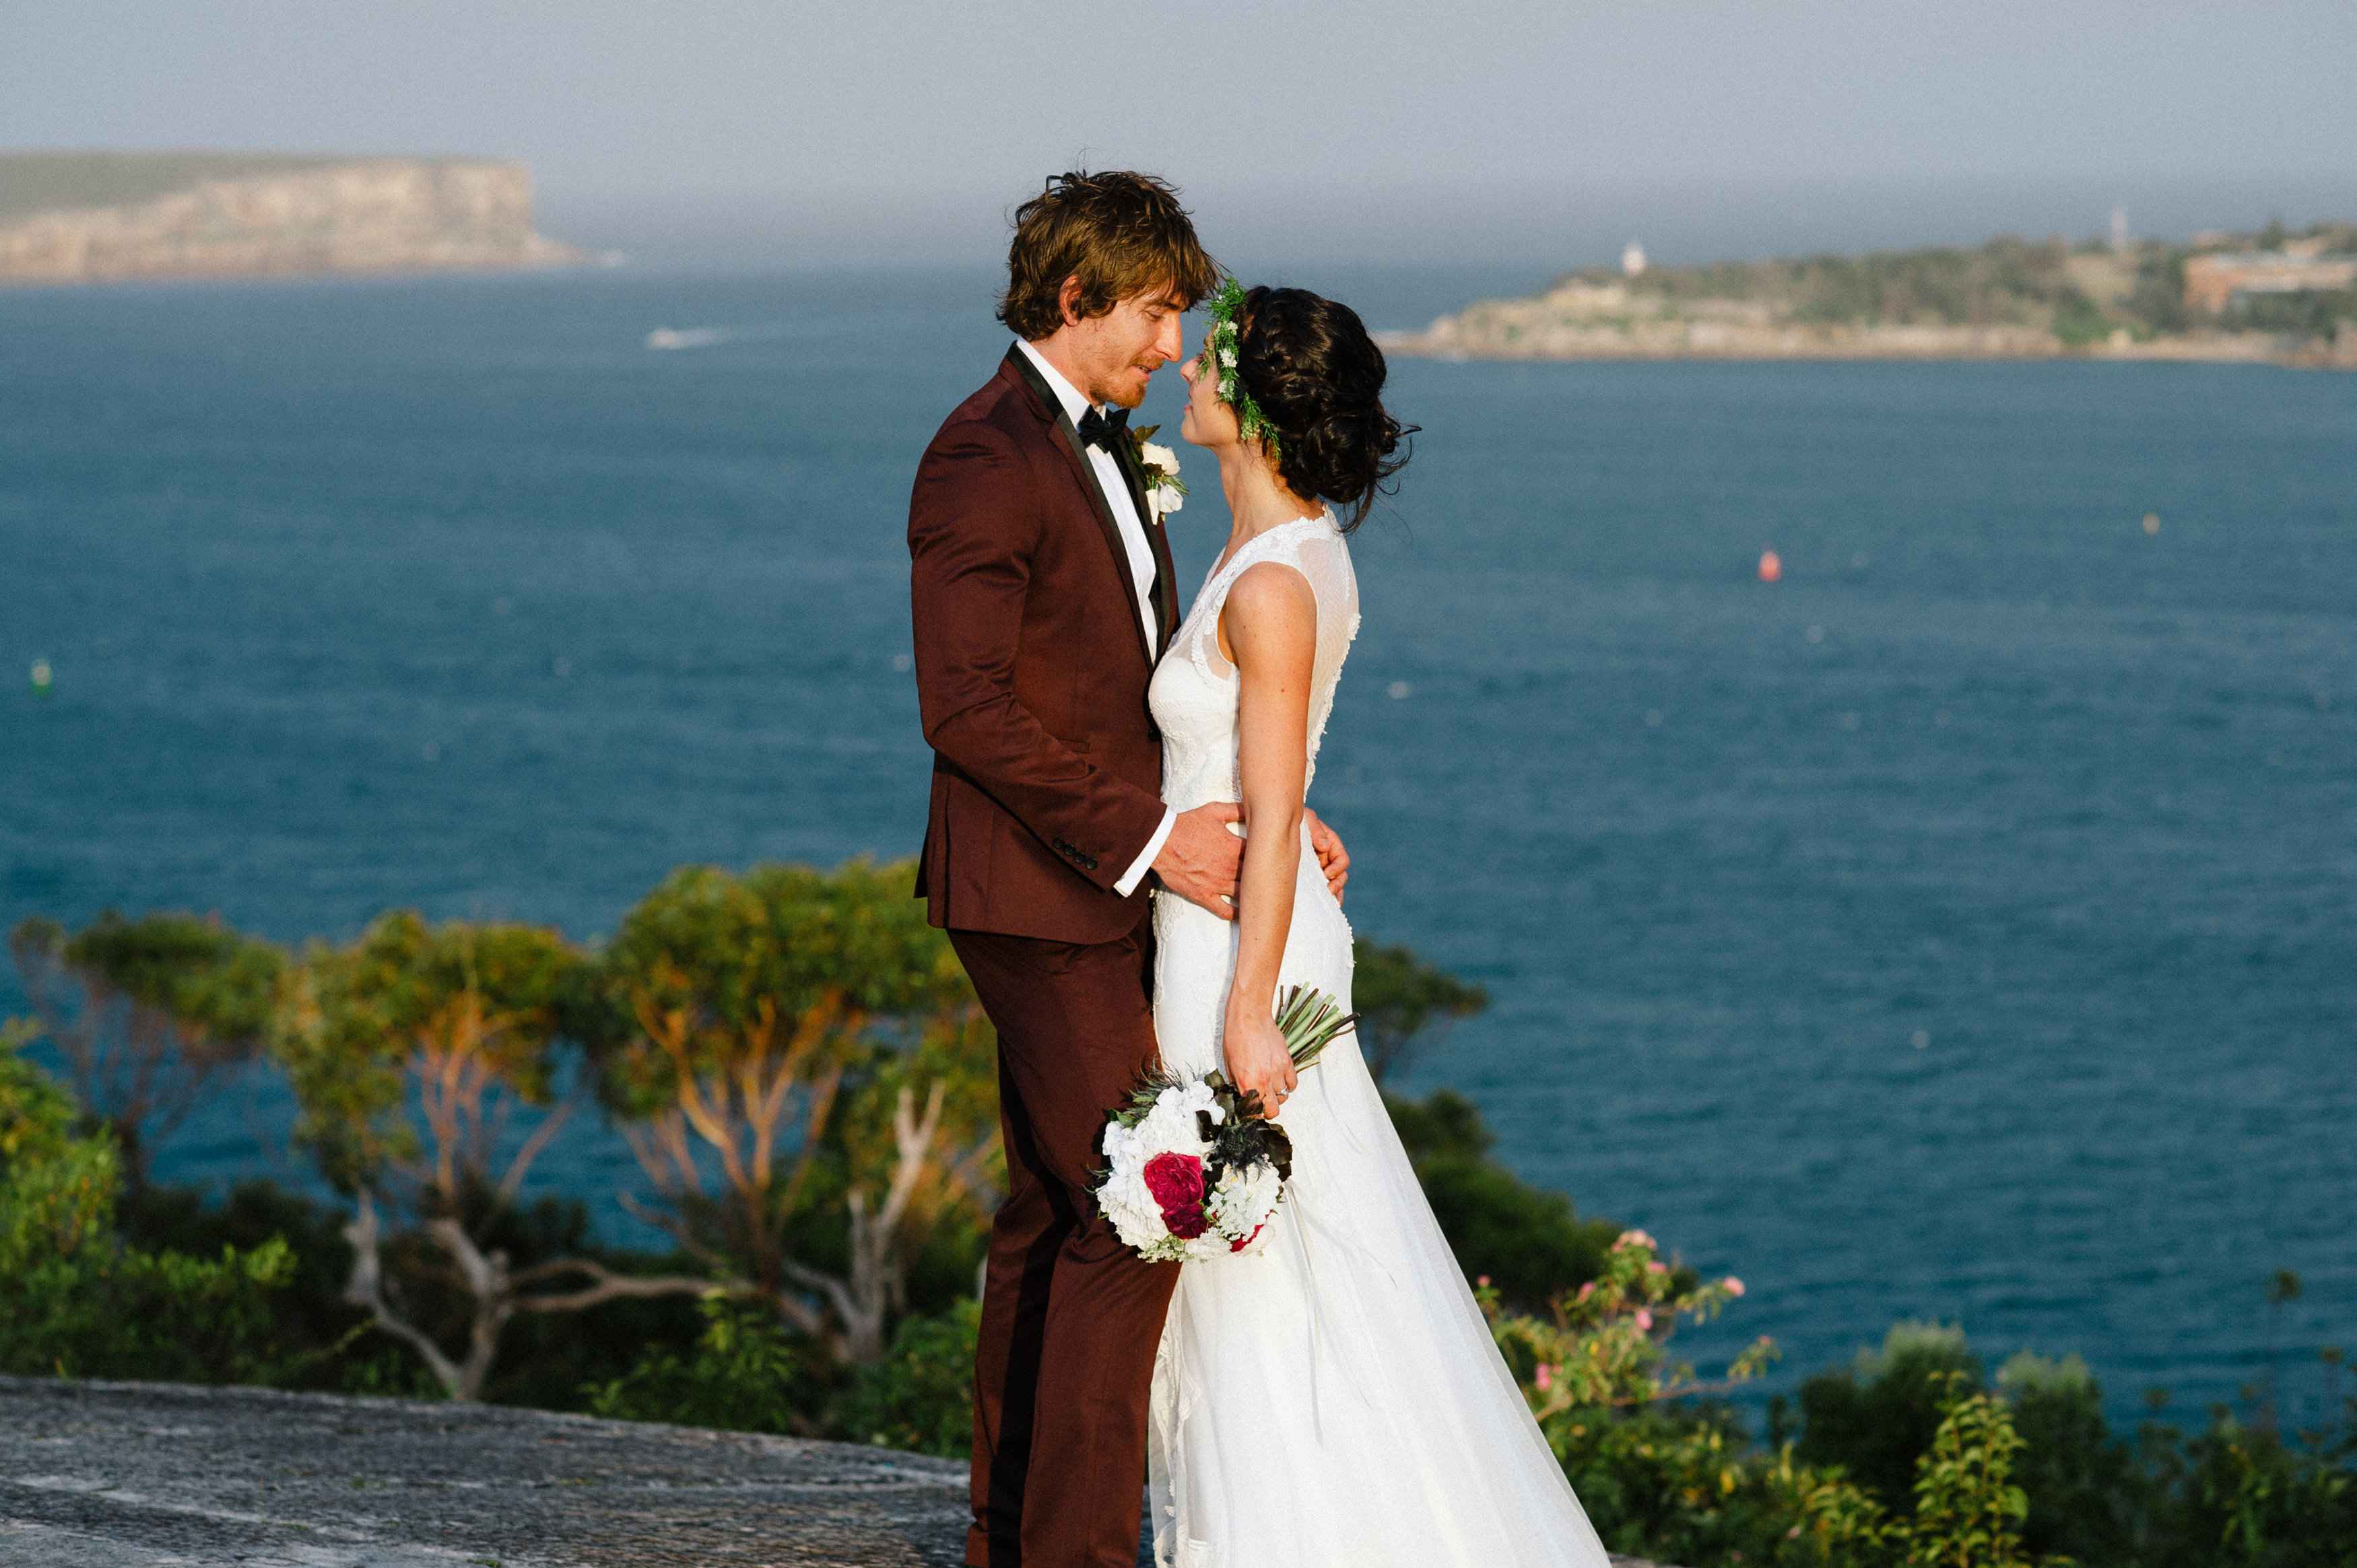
[1223,1007,1299,1119]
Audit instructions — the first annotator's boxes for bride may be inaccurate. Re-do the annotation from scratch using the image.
[1143,282,1613,1567]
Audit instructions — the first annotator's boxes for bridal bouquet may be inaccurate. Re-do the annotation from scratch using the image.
[1094,987,1356,1262]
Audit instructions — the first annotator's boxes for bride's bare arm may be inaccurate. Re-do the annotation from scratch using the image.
[1218,561,1317,1114]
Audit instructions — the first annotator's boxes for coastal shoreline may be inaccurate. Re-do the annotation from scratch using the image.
[1376,323,2356,370]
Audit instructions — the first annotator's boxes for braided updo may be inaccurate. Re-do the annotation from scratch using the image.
[1232,286,1414,532]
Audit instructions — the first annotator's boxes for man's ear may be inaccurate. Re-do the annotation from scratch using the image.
[1057,273,1086,329]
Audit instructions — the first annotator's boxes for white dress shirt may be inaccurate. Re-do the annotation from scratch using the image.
[1014,337,1176,897]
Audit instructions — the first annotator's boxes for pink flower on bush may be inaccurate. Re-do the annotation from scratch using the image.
[1614,1228,1656,1252]
[1575,1281,1595,1301]
[1633,1307,1654,1332]
[1533,1363,1554,1391]
[1723,1275,1745,1297]
[1646,1260,1668,1275]
[1476,1274,1491,1288]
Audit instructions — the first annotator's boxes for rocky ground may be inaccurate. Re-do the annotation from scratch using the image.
[0,1377,985,1567]
[0,1377,1670,1567]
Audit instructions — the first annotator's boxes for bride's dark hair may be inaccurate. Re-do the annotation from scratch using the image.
[1232,286,1414,532]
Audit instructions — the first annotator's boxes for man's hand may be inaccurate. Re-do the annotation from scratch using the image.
[1153,801,1244,918]
[1304,807,1349,906]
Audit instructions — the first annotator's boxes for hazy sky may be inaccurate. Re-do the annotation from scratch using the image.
[8,1,2356,267]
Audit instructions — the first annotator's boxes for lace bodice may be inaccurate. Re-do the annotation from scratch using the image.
[1148,510,1360,813]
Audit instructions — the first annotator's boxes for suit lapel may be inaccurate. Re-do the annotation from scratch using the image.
[1106,432,1181,659]
[1003,345,1157,669]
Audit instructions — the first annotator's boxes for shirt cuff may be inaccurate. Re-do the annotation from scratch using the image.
[1113,807,1178,897]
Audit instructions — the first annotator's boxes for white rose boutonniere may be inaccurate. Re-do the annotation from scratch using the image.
[1127,424,1187,524]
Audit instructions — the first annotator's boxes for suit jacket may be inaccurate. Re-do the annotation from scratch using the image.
[908,345,1184,943]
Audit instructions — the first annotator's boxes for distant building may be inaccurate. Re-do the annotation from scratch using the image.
[1621,240,1647,277]
[2110,206,2130,252]
[2183,250,2357,313]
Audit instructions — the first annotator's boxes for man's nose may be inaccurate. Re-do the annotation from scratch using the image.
[1156,314,1182,364]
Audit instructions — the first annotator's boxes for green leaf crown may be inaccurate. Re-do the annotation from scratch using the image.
[1205,277,1280,461]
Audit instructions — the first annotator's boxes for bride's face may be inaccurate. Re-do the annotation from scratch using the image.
[1177,331,1240,450]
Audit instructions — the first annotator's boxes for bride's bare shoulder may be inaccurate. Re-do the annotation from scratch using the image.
[1218,560,1317,669]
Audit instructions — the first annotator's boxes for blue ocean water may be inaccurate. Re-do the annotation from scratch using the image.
[2,266,2351,1435]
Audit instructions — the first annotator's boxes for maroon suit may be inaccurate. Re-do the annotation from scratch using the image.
[908,345,1185,1568]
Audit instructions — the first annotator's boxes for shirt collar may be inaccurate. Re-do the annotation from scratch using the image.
[1014,338,1099,428]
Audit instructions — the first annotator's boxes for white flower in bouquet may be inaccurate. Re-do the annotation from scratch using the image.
[1091,988,1356,1265]
[1099,1081,1222,1260]
[1208,1160,1283,1255]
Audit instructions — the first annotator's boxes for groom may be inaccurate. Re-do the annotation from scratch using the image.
[908,171,1347,1567]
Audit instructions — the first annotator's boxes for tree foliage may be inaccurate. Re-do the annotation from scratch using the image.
[273,911,712,1400]
[1350,936,1488,1083]
[9,911,284,1184]
[582,859,994,1360]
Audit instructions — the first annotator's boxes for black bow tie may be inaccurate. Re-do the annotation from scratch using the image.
[1075,404,1129,452]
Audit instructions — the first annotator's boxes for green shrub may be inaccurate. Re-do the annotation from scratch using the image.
[1998,1350,2135,1562]
[1797,1321,1986,1509]
[1902,1371,2032,1568]
[585,1293,820,1435]
[2131,1399,2357,1568]
[0,1027,295,1384]
[830,1299,981,1458]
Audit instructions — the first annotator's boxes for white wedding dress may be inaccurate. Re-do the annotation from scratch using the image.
[1144,508,1613,1567]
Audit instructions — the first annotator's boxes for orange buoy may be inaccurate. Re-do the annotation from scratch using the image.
[1758,550,1782,583]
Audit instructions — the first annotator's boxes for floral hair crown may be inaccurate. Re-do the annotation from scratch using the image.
[1205,277,1280,459]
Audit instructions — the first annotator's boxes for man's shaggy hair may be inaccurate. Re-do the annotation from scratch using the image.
[998,170,1220,341]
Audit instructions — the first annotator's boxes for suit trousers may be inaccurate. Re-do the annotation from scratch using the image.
[950,911,1180,1568]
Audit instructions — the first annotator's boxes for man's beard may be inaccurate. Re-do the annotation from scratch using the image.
[1097,360,1156,411]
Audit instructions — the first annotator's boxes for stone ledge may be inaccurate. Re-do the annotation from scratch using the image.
[0,1376,1669,1567]
[0,1376,971,1567]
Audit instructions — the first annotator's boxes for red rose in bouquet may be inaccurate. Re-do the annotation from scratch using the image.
[1143,1151,1203,1211]
[1143,1152,1209,1239]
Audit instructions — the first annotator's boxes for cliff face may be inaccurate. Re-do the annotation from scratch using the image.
[0,155,582,285]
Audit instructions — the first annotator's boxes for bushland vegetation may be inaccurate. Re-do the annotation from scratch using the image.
[5,873,2348,1563]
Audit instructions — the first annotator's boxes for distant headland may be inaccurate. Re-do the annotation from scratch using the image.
[0,150,583,285]
[1383,221,2357,370]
